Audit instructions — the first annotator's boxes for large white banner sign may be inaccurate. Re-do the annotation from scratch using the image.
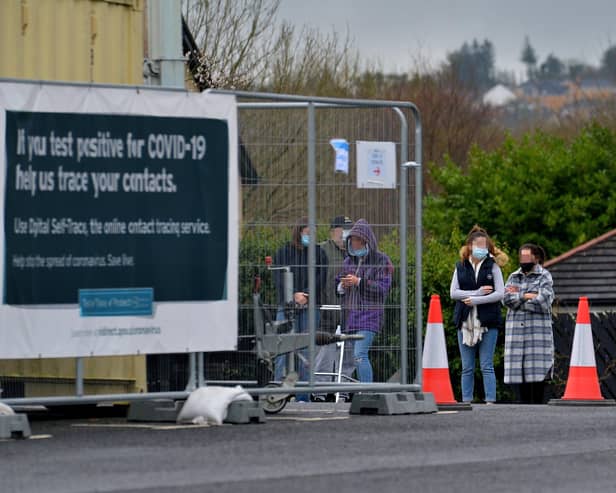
[0,81,238,358]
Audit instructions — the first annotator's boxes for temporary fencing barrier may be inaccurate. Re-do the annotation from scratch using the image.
[1,83,424,404]
[217,89,423,393]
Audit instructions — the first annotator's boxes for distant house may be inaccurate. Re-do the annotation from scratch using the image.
[577,77,616,94]
[518,79,569,97]
[544,228,616,313]
[514,77,616,115]
[483,84,517,106]
[546,230,616,400]
[516,79,571,112]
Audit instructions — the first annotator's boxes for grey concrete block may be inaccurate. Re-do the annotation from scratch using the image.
[0,414,31,439]
[548,398,616,407]
[224,400,266,424]
[349,392,438,415]
[127,399,181,422]
[437,402,473,411]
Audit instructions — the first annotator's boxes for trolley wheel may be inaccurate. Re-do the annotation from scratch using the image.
[262,384,288,414]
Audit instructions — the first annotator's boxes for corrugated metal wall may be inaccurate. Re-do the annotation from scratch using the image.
[0,0,144,84]
[0,0,147,397]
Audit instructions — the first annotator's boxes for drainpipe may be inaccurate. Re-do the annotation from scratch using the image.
[145,0,185,88]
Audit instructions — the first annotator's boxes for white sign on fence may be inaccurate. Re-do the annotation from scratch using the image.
[356,141,396,189]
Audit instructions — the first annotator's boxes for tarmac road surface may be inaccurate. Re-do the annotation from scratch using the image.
[2,402,616,493]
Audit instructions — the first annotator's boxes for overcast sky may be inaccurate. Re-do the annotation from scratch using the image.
[277,0,616,82]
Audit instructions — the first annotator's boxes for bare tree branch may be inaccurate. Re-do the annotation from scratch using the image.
[182,0,281,89]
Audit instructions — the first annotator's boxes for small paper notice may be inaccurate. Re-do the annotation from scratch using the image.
[330,138,349,174]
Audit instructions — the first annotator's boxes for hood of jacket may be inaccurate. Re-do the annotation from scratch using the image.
[346,218,378,255]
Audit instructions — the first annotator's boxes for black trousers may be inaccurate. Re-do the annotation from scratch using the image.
[513,382,545,404]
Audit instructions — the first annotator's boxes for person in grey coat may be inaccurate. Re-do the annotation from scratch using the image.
[312,215,355,402]
[503,243,554,404]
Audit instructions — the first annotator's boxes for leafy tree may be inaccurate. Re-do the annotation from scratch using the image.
[425,123,616,259]
[446,39,495,92]
[494,69,516,87]
[521,36,538,81]
[567,60,596,83]
[601,45,616,80]
[539,53,565,80]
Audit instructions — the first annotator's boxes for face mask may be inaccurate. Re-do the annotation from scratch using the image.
[349,244,369,257]
[472,247,489,260]
[301,234,310,247]
[520,262,535,273]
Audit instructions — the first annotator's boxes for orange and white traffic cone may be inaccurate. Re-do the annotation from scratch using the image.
[549,297,615,406]
[422,295,470,409]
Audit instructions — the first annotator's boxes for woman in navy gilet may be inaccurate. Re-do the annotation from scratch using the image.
[450,226,507,404]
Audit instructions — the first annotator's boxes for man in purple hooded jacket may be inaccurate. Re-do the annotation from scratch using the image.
[336,219,393,382]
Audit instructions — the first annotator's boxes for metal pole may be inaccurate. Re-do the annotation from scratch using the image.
[213,88,413,107]
[413,109,423,386]
[307,102,317,389]
[399,110,422,386]
[197,352,205,388]
[185,353,197,391]
[75,357,84,397]
[2,382,422,407]
[394,108,409,385]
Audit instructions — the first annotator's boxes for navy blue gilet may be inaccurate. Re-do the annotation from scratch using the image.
[452,257,502,330]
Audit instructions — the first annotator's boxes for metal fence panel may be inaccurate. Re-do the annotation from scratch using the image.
[2,90,423,401]
[228,94,420,390]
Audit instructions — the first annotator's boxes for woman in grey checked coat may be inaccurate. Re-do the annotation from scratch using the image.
[503,243,554,404]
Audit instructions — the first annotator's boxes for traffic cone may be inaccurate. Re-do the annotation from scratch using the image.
[549,297,615,406]
[422,295,470,409]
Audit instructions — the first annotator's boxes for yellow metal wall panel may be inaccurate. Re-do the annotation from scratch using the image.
[0,356,147,393]
[0,0,144,84]
[0,1,148,395]
[0,1,20,78]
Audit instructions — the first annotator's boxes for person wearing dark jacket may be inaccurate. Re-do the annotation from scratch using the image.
[272,217,327,400]
[450,226,507,404]
[336,219,393,383]
[313,215,355,401]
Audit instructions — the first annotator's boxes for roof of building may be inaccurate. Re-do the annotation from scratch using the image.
[578,78,616,92]
[544,228,616,306]
[483,84,517,106]
[518,79,569,97]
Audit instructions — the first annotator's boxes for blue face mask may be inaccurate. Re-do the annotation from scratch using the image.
[301,234,310,247]
[349,244,369,257]
[472,247,489,260]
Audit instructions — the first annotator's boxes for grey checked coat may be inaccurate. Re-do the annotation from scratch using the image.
[503,265,554,383]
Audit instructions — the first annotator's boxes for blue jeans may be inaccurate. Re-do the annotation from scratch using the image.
[457,328,498,403]
[274,308,320,402]
[353,330,376,383]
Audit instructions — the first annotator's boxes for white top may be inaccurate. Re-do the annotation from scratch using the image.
[450,259,505,305]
